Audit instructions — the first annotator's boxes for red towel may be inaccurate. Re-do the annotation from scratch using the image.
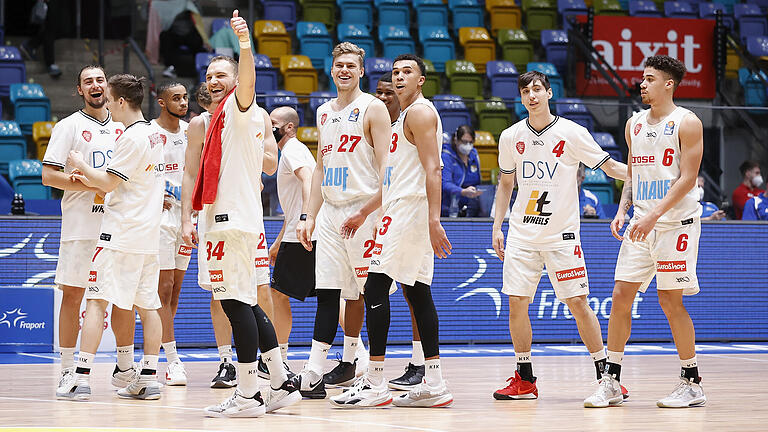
[192,87,236,211]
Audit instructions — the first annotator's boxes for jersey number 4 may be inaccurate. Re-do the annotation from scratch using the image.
[552,140,566,158]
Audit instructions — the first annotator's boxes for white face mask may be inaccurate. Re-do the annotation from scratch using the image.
[752,174,764,188]
[696,186,704,202]
[458,143,473,156]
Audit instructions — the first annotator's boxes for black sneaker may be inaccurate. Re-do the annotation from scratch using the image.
[388,363,425,390]
[257,355,296,380]
[294,369,327,399]
[323,356,357,387]
[211,361,237,388]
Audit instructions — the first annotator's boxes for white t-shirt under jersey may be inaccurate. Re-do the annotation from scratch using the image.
[98,121,165,254]
[42,110,123,241]
[277,137,316,242]
[498,116,610,250]
[203,95,267,235]
[628,107,702,224]
[151,119,188,201]
[316,92,379,205]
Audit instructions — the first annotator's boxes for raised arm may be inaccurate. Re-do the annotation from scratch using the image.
[230,10,255,110]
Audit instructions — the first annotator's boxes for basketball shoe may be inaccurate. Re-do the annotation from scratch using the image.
[117,374,162,400]
[492,371,538,400]
[58,367,74,389]
[56,372,91,401]
[392,379,453,408]
[204,389,266,418]
[329,374,393,408]
[323,354,357,387]
[294,367,327,399]
[388,363,425,390]
[111,364,139,388]
[656,377,706,408]
[584,374,623,407]
[257,355,296,380]
[264,377,302,412]
[211,361,237,388]
[165,359,187,386]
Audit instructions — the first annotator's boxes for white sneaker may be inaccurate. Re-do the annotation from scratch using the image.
[657,377,706,408]
[117,374,162,400]
[56,371,90,401]
[204,389,266,418]
[355,344,369,377]
[392,379,453,408]
[165,360,187,386]
[111,364,139,388]
[264,378,302,412]
[58,367,75,388]
[330,374,392,408]
[584,374,624,408]
[296,367,327,399]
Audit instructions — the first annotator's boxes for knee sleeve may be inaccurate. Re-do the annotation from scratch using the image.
[252,305,279,353]
[220,299,259,363]
[403,282,440,358]
[313,289,341,344]
[364,272,393,357]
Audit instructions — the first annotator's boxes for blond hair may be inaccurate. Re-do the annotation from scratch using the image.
[332,42,365,67]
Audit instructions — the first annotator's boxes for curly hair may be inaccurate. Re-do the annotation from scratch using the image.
[644,55,686,89]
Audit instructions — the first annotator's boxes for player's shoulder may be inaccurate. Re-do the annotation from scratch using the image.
[499,118,527,143]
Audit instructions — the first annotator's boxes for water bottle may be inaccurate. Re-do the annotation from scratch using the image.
[448,193,459,218]
[11,193,25,215]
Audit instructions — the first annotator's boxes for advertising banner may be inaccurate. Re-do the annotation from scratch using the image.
[0,286,53,352]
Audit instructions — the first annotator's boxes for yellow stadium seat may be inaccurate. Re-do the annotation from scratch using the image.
[33,121,54,161]
[486,0,522,37]
[253,20,292,65]
[458,27,496,73]
[726,47,741,79]
[280,55,318,96]
[297,126,319,158]
[473,130,498,182]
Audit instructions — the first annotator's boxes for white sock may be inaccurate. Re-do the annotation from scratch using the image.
[607,350,624,365]
[516,351,532,364]
[162,341,180,363]
[239,361,260,397]
[308,339,330,374]
[279,343,289,362]
[342,335,358,363]
[60,347,76,369]
[218,345,233,363]
[368,360,385,385]
[140,355,159,374]
[77,351,95,374]
[680,356,697,369]
[263,347,288,388]
[356,337,367,356]
[411,341,425,366]
[116,345,134,371]
[424,358,443,387]
[590,348,607,362]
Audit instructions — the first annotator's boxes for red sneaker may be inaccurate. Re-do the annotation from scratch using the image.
[621,384,629,400]
[493,371,538,400]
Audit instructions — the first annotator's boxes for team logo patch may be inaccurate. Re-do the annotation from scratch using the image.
[215,214,229,223]
[516,141,525,154]
[88,271,97,282]
[99,233,111,241]
[555,267,586,282]
[148,132,164,148]
[320,113,327,125]
[634,123,642,136]
[82,131,92,142]
[355,267,369,278]
[562,233,575,240]
[158,134,167,145]
[657,261,686,272]
[178,245,192,256]
[348,107,360,122]
[663,121,675,135]
[209,270,224,282]
[254,257,269,268]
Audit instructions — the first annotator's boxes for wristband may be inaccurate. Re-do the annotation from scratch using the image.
[239,40,251,49]
[299,213,308,221]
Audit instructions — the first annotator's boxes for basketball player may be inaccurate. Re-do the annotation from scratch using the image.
[183,84,236,388]
[43,65,139,396]
[491,71,626,403]
[331,54,453,408]
[57,74,166,401]
[152,82,190,386]
[294,42,391,398]
[375,72,426,390]
[585,55,707,408]
[187,10,300,417]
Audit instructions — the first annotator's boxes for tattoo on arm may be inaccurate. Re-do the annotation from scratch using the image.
[621,185,633,212]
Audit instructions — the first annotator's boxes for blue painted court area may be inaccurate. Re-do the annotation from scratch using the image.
[3,342,768,364]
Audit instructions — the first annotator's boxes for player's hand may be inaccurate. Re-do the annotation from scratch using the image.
[492,228,505,262]
[340,209,366,239]
[163,195,174,211]
[429,219,452,259]
[708,210,726,221]
[69,172,94,187]
[230,10,250,42]
[67,150,86,170]
[461,186,482,198]
[626,213,657,242]
[269,241,279,266]
[610,214,626,241]
[297,217,315,251]
[181,220,199,248]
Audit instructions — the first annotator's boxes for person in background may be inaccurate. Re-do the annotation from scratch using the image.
[742,187,768,220]
[20,0,62,77]
[441,125,483,217]
[577,164,606,219]
[731,160,763,220]
[697,175,725,221]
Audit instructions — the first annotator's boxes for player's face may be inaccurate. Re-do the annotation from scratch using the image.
[392,60,425,98]
[331,53,363,91]
[105,86,124,122]
[520,79,551,114]
[639,67,673,104]
[206,60,237,104]
[161,85,189,118]
[77,68,107,109]
[375,80,398,112]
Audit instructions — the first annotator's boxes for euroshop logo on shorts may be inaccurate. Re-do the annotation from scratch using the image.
[555,267,586,282]
[254,257,269,268]
[355,267,369,278]
[657,261,686,272]
[0,307,46,330]
[178,245,192,256]
[209,270,224,282]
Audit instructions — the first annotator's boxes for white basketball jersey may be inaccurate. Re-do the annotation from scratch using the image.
[629,107,702,223]
[151,119,188,202]
[383,98,443,205]
[316,92,379,204]
[42,110,123,242]
[498,116,609,250]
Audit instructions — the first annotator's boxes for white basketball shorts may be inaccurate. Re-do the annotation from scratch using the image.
[204,229,270,306]
[502,243,590,302]
[55,239,97,289]
[86,247,161,310]
[159,202,192,271]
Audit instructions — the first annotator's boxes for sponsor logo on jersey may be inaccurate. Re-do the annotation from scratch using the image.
[348,107,360,122]
[555,267,586,281]
[100,233,111,241]
[562,233,575,240]
[209,270,224,282]
[92,150,113,169]
[88,286,99,293]
[632,155,655,165]
[522,161,558,180]
[82,131,92,142]
[320,113,328,125]
[664,121,675,135]
[99,129,110,134]
[523,190,552,225]
[516,141,525,154]
[321,144,333,156]
[646,131,657,138]
[681,218,693,225]
[676,276,690,283]
[148,132,165,148]
[254,257,269,268]
[532,140,544,146]
[372,243,382,255]
[322,166,349,191]
[145,164,153,171]
[173,139,183,146]
[657,261,686,272]
[215,214,229,223]
[355,267,369,277]
[635,176,671,201]
[382,166,393,188]
[88,271,97,282]
[165,163,180,172]
[92,194,105,213]
[634,123,642,136]
[178,245,192,256]
[331,117,341,123]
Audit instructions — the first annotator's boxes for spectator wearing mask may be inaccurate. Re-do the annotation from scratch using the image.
[577,164,606,219]
[742,188,768,220]
[732,160,764,219]
[441,125,483,217]
[697,175,725,221]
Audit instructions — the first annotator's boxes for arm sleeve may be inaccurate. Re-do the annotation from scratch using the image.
[742,198,758,220]
[498,130,517,174]
[572,126,610,170]
[42,118,76,168]
[105,133,145,181]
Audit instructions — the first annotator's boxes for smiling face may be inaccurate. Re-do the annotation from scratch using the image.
[332,53,363,91]
[639,67,673,105]
[520,79,552,115]
[77,68,107,109]
[392,60,424,98]
[205,60,237,104]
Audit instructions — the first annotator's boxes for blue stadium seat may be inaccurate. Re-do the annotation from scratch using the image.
[628,0,663,17]
[664,1,697,19]
[339,0,374,29]
[365,57,394,92]
[540,30,569,76]
[254,54,279,99]
[379,25,416,59]
[264,91,305,124]
[419,26,455,73]
[0,47,26,98]
[323,57,337,93]
[297,21,335,69]
[583,168,614,204]
[526,62,564,100]
[263,0,298,31]
[414,0,449,27]
[591,132,619,150]
[10,83,50,136]
[738,68,768,109]
[9,159,50,199]
[0,121,26,176]
[195,53,216,83]
[376,0,411,26]
[698,2,734,29]
[486,60,519,107]
[513,97,528,119]
[746,36,768,59]
[734,4,768,43]
[558,0,587,31]
[310,91,335,124]
[337,24,375,59]
[210,18,229,36]
[449,0,485,29]
[555,98,594,132]
[714,0,738,15]
[432,94,472,136]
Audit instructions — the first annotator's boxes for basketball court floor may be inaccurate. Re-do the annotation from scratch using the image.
[0,343,766,431]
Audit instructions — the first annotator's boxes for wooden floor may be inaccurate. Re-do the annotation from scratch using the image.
[0,353,765,432]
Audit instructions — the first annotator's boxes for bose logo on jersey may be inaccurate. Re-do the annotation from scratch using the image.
[322,167,349,191]
[632,155,655,165]
[522,161,559,180]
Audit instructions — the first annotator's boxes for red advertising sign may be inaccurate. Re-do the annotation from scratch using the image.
[575,16,715,99]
